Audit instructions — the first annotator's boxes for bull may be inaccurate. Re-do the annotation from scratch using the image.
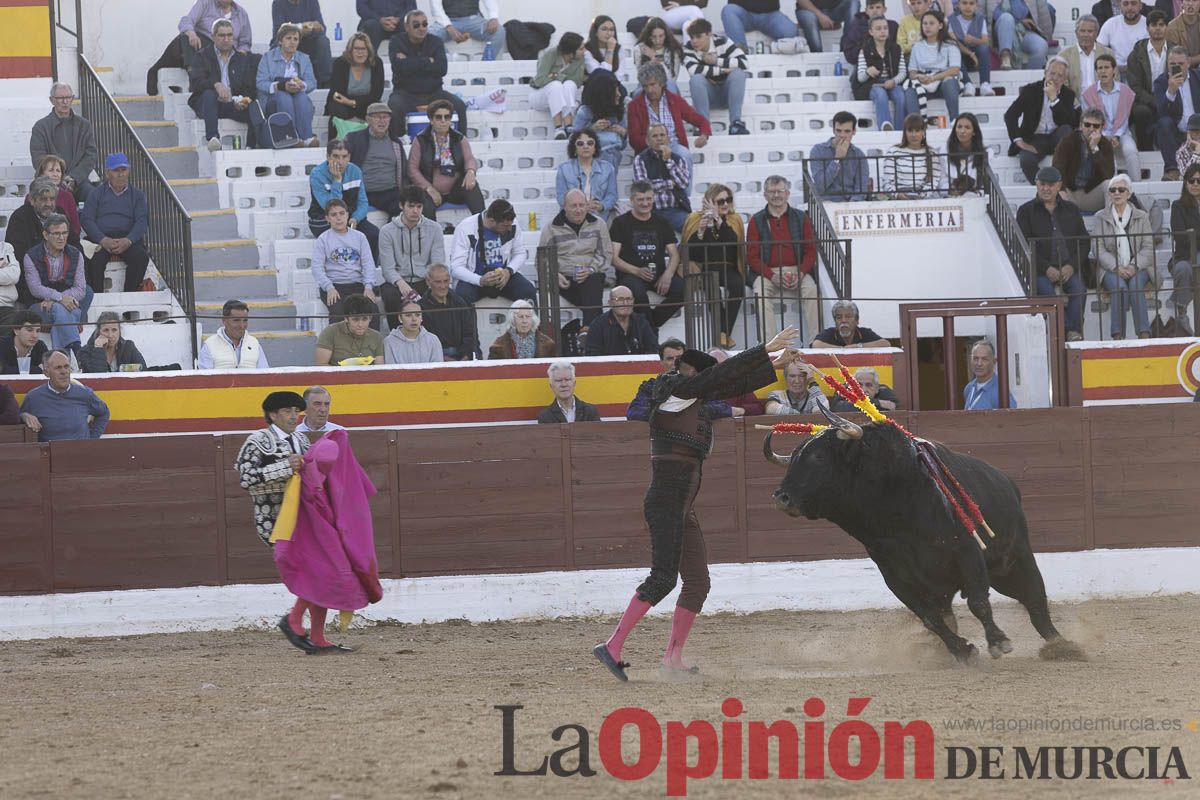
[764,407,1085,664]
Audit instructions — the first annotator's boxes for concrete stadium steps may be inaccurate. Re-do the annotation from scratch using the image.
[129,120,179,148]
[168,177,221,210]
[255,330,318,366]
[197,299,297,333]
[146,145,199,180]
[193,268,280,302]
[190,207,239,240]
[192,238,262,271]
[112,95,165,122]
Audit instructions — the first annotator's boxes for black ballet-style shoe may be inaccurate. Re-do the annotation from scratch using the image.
[309,643,355,655]
[593,643,630,682]
[279,616,317,653]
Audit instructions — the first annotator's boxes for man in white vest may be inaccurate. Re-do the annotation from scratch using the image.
[197,298,269,369]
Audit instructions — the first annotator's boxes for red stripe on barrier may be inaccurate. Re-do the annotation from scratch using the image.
[0,56,53,78]
[0,0,51,7]
[1076,344,1186,360]
[1081,384,1187,400]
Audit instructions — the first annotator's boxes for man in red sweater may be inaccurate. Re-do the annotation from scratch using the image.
[628,61,712,190]
[746,175,819,345]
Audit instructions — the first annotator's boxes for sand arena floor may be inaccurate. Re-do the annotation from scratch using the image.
[1,594,1198,799]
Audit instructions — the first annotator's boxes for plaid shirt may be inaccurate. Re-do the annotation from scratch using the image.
[633,149,690,212]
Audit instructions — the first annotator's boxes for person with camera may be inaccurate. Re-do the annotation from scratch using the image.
[1154,45,1200,180]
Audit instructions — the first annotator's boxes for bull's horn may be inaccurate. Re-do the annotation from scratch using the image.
[819,404,864,440]
[762,430,792,469]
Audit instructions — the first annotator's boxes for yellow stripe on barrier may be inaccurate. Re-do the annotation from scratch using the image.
[1080,356,1179,388]
[0,8,51,57]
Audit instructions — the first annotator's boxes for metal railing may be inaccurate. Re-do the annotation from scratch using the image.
[801,151,991,203]
[78,54,198,363]
[979,156,1034,295]
[801,181,852,303]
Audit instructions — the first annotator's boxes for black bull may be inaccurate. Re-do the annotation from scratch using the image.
[764,417,1085,663]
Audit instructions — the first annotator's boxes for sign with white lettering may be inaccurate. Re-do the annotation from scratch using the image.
[834,205,965,236]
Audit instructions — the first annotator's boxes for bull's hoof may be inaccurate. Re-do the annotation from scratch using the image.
[952,643,979,665]
[988,639,1014,659]
[1039,638,1087,662]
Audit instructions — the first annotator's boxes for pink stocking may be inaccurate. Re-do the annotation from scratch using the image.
[286,598,308,636]
[605,594,652,661]
[662,606,698,668]
[308,606,330,647]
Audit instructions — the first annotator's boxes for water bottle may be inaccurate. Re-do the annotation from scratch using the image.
[483,40,495,61]
[334,22,343,41]
[834,61,843,77]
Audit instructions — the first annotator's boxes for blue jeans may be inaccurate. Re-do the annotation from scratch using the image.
[1036,271,1084,334]
[429,14,506,55]
[1100,269,1150,337]
[1156,116,1186,170]
[299,32,333,87]
[796,0,860,54]
[905,79,960,120]
[656,206,690,231]
[869,84,909,128]
[993,13,1048,69]
[455,271,538,305]
[688,69,747,124]
[961,42,992,84]
[265,89,315,140]
[38,286,94,350]
[719,4,798,47]
[571,105,627,172]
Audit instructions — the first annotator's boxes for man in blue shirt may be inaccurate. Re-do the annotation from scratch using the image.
[809,111,870,200]
[963,339,1018,410]
[80,153,149,293]
[19,349,109,441]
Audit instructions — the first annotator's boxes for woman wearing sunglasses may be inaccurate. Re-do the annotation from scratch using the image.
[1094,174,1154,340]
[1168,163,1200,335]
[406,99,485,221]
[681,184,746,349]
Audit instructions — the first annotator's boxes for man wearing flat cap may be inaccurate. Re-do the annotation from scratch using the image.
[236,391,310,547]
[344,102,408,218]
[1017,165,1089,341]
[593,328,801,683]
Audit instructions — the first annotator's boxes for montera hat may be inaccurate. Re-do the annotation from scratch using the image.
[262,391,306,414]
[678,349,718,373]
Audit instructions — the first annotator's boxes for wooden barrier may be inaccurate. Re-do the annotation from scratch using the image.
[2,404,1200,596]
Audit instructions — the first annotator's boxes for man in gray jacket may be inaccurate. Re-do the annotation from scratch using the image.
[378,186,445,329]
[29,83,99,201]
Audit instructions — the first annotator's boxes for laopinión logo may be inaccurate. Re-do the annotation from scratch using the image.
[494,699,1193,796]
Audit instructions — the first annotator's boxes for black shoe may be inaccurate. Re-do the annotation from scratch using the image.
[593,643,630,682]
[308,643,355,655]
[278,615,317,653]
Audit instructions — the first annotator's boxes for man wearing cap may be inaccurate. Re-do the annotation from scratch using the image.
[79,153,150,294]
[345,103,408,219]
[1017,166,1089,341]
[594,326,800,682]
[1154,45,1200,179]
[1176,114,1200,173]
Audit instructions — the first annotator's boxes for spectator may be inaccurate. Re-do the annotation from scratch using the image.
[325,32,384,139]
[1169,162,1200,335]
[542,189,612,328]
[945,112,986,195]
[0,242,15,328]
[854,14,910,132]
[187,19,256,152]
[1098,0,1148,69]
[1177,112,1200,172]
[626,338,735,421]
[29,83,98,201]
[272,0,332,88]
[80,153,149,294]
[298,385,345,433]
[530,32,586,140]
[707,347,767,415]
[78,311,147,373]
[1061,15,1111,97]
[571,69,629,172]
[0,310,48,375]
[628,61,711,181]
[383,299,442,363]
[19,349,109,441]
[897,0,926,57]
[308,139,379,256]
[357,0,414,52]
[34,156,81,236]
[904,11,961,123]
[585,15,626,80]
[1167,0,1200,65]
[831,366,899,411]
[1155,46,1200,180]
[1053,107,1116,212]
[632,122,692,230]
[585,285,659,356]
[407,99,484,221]
[197,299,269,369]
[25,214,92,354]
[810,110,870,199]
[5,177,81,308]
[1126,11,1170,149]
[312,198,379,325]
[721,0,800,50]
[812,299,890,347]
[0,383,17,426]
[658,1,706,33]
[257,23,320,147]
[178,0,252,71]
[488,299,556,359]
[988,0,1053,70]
[963,339,1017,409]
[747,175,820,345]
[345,103,407,219]
[315,293,385,365]
[884,113,946,197]
[1094,173,1154,339]
[797,0,861,56]
[449,200,538,305]
[1082,54,1141,179]
[429,0,506,56]
[1092,0,1171,26]
[684,19,750,137]
[635,16,686,94]
[949,0,993,97]
[388,10,469,138]
[765,359,830,413]
[1005,57,1076,184]
[537,360,601,423]
[681,183,746,349]
[610,180,686,329]
[379,186,445,328]
[420,263,479,360]
[1016,166,1088,341]
[556,128,618,219]
[843,0,896,65]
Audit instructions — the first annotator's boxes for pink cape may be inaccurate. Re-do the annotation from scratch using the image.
[274,429,382,610]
